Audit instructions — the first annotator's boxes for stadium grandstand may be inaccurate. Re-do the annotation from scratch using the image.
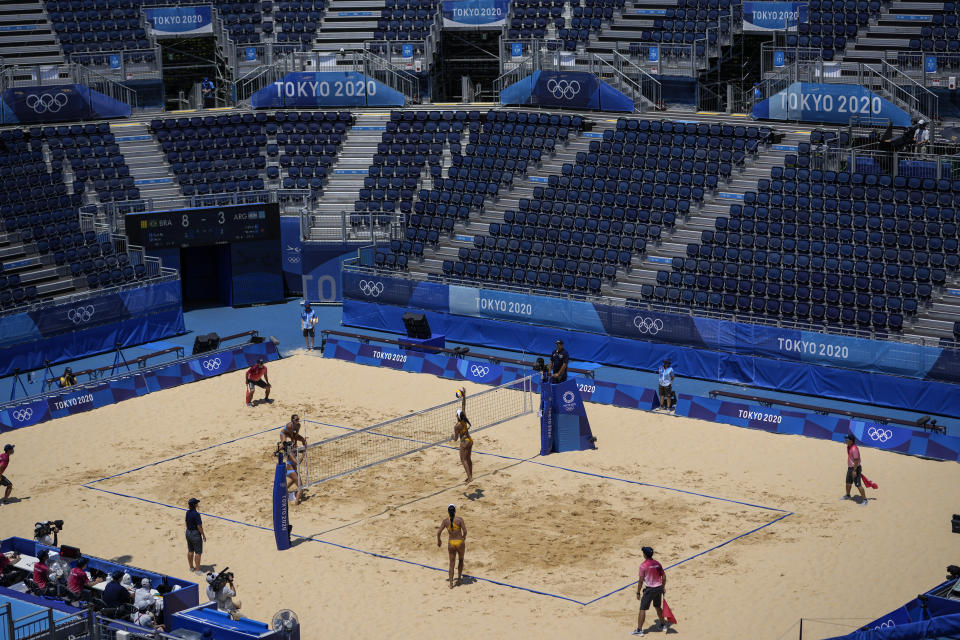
[1,0,960,637]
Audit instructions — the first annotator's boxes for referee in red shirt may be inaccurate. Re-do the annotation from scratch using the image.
[244,359,271,407]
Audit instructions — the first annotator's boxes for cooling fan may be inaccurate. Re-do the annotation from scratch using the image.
[271,609,300,637]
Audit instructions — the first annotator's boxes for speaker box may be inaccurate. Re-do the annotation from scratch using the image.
[192,332,221,355]
[402,312,431,340]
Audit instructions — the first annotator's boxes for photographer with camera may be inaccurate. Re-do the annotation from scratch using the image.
[206,568,242,621]
[34,520,63,546]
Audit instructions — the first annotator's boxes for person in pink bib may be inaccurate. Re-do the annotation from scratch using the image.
[844,434,867,504]
[633,546,668,636]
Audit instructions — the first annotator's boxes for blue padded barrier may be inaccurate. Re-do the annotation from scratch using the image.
[0,280,185,378]
[0,340,280,432]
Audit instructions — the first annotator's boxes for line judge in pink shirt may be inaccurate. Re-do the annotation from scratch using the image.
[633,546,668,636]
[844,434,867,504]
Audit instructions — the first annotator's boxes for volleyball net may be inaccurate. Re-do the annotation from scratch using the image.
[300,375,536,487]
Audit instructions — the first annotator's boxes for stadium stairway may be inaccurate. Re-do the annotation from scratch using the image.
[405,129,596,280]
[307,111,389,239]
[595,128,813,299]
[112,122,187,210]
[0,0,64,67]
[839,0,940,67]
[312,0,384,55]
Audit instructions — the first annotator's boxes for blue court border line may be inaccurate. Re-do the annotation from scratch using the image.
[83,420,793,606]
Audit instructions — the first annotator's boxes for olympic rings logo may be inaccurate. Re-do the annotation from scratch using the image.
[873,620,895,630]
[547,79,580,100]
[562,390,575,404]
[867,426,893,443]
[67,305,95,324]
[633,316,664,335]
[201,358,222,371]
[25,92,69,114]
[469,365,490,377]
[287,256,301,263]
[11,408,34,422]
[358,280,384,297]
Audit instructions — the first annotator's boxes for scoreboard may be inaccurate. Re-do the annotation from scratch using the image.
[125,203,280,250]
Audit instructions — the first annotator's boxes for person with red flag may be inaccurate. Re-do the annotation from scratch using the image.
[843,434,868,504]
[633,546,669,636]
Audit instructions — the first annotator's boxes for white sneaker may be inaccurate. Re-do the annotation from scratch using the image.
[630,630,645,636]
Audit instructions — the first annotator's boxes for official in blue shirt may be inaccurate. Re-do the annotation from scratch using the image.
[185,497,206,575]
[658,359,676,411]
[550,339,569,383]
[300,302,317,350]
[201,77,215,108]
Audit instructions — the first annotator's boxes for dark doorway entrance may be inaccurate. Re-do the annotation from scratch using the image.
[434,30,501,102]
[179,244,232,308]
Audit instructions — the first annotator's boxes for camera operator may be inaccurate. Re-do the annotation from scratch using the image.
[206,569,242,621]
[34,520,63,546]
[532,357,551,384]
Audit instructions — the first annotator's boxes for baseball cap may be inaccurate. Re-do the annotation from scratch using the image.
[3,444,13,452]
[641,546,654,557]
[555,338,563,344]
[188,497,200,506]
[257,358,265,365]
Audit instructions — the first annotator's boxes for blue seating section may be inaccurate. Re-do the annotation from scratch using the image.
[784,0,882,58]
[639,0,732,50]
[376,0,438,40]
[274,0,326,49]
[905,5,960,63]
[46,0,269,60]
[434,117,762,295]
[0,128,150,311]
[508,0,567,39]
[41,123,139,203]
[152,111,351,198]
[647,133,960,331]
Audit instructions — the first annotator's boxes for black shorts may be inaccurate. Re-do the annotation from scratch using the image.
[302,327,315,337]
[640,585,664,611]
[246,379,269,390]
[0,475,10,487]
[846,465,862,487]
[186,529,203,554]
[658,385,674,401]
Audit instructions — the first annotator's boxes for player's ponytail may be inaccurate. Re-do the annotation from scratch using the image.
[448,504,456,526]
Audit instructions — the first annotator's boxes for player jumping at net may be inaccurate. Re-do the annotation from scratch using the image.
[452,388,473,484]
[437,503,467,589]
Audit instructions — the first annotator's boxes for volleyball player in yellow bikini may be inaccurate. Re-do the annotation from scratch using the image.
[437,503,467,588]
[452,387,473,484]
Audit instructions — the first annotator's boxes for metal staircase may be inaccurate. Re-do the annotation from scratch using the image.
[0,0,64,68]
[112,122,187,210]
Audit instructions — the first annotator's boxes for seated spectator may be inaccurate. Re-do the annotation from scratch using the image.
[134,578,162,616]
[102,570,133,611]
[67,557,103,600]
[130,606,165,631]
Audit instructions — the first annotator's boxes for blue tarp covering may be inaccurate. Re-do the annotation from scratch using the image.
[824,611,960,640]
[501,70,634,112]
[752,82,911,126]
[339,273,960,415]
[1,84,131,124]
[0,280,184,378]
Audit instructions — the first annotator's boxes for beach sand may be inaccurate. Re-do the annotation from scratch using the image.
[2,354,958,639]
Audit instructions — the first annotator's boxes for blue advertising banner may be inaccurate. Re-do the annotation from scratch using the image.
[280,216,303,295]
[926,54,938,73]
[402,44,413,58]
[648,46,659,62]
[675,394,960,462]
[442,0,508,29]
[1,84,131,124]
[110,55,122,69]
[774,50,785,67]
[272,456,291,550]
[250,71,404,108]
[339,273,960,414]
[245,47,257,62]
[503,70,634,112]
[752,82,911,127]
[143,6,213,36]
[0,340,280,432]
[511,42,523,58]
[742,1,808,31]
[0,280,183,378]
[301,242,363,302]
